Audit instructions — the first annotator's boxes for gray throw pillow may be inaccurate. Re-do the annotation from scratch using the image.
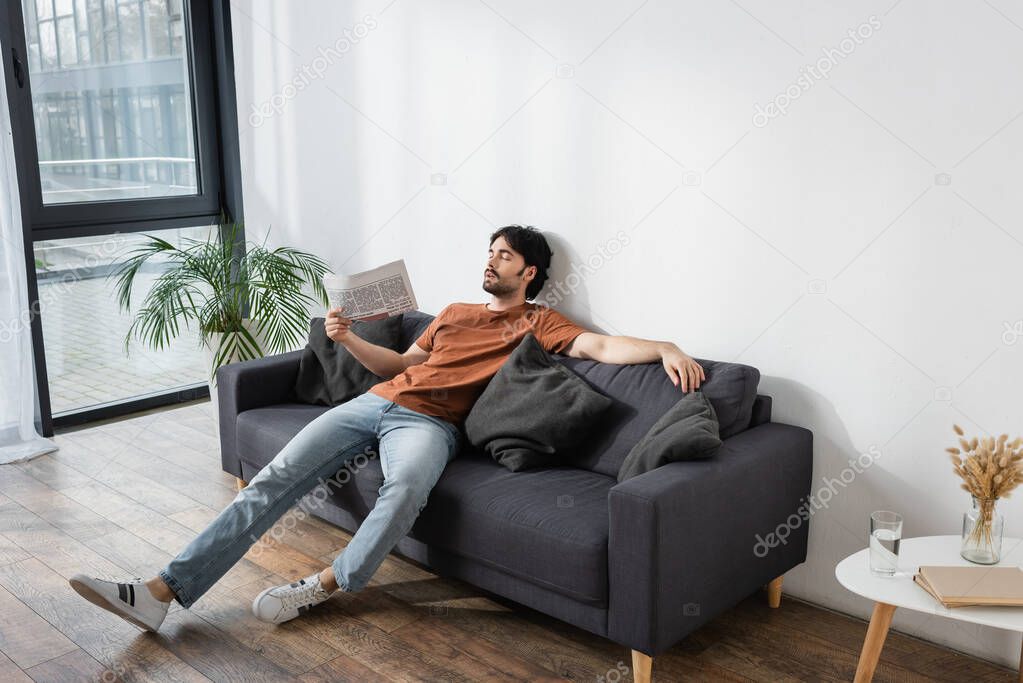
[294,315,404,406]
[465,333,613,472]
[617,391,722,482]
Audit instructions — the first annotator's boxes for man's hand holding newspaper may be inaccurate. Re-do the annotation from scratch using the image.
[324,307,354,343]
[323,259,418,344]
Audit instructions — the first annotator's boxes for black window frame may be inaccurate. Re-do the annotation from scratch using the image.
[1,0,244,435]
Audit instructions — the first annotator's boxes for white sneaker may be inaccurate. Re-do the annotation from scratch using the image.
[252,573,334,624]
[69,574,170,632]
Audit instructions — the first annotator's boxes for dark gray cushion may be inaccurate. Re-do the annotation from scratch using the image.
[411,450,615,605]
[617,391,722,482]
[465,333,613,471]
[399,310,435,350]
[293,315,404,406]
[556,356,759,478]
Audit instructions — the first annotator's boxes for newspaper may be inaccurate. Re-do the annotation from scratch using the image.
[323,258,418,321]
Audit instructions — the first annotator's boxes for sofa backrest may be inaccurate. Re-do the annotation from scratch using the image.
[398,309,760,478]
[400,310,435,349]
[554,356,760,477]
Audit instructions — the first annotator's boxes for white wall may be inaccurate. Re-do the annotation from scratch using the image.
[231,0,1023,667]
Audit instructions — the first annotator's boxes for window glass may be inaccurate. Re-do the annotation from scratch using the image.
[22,0,199,204]
[33,226,214,414]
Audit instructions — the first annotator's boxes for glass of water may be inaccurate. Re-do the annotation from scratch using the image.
[869,511,903,576]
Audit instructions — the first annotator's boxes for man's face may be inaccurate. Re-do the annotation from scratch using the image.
[483,236,534,297]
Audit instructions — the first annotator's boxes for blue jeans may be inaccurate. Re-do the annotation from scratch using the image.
[159,392,462,608]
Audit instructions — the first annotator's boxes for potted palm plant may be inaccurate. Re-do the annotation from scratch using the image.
[111,221,329,422]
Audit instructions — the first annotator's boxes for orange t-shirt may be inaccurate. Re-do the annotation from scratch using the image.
[369,302,588,426]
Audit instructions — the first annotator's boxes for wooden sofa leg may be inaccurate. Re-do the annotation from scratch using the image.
[766,575,783,608]
[631,650,652,683]
[235,477,247,491]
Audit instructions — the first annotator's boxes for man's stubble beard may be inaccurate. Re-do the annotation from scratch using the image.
[483,265,528,297]
[482,276,517,297]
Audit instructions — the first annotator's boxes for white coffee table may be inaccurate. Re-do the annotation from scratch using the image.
[836,535,1023,682]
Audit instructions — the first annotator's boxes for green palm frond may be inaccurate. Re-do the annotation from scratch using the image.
[208,325,264,381]
[110,220,330,379]
[272,245,330,305]
[123,269,201,354]
[111,234,184,312]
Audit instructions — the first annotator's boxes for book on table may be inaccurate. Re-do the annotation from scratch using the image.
[913,565,1023,608]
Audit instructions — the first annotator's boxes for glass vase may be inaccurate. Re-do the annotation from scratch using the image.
[960,496,1003,564]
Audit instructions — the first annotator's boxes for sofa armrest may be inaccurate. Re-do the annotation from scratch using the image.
[749,394,772,427]
[216,350,304,477]
[607,422,812,655]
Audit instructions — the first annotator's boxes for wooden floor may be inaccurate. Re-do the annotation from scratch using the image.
[0,400,1015,682]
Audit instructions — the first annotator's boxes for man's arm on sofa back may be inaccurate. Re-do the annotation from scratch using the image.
[217,350,303,477]
[607,422,812,655]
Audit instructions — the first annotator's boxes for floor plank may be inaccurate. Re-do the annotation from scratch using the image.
[0,465,120,540]
[803,598,1012,682]
[22,648,115,683]
[277,516,350,560]
[0,558,208,682]
[116,451,239,510]
[168,506,219,532]
[334,559,616,681]
[13,455,93,491]
[287,583,483,682]
[188,578,340,675]
[390,611,571,682]
[242,534,326,583]
[0,532,31,568]
[295,653,394,683]
[0,649,33,682]
[0,583,79,669]
[59,481,200,556]
[155,608,296,682]
[86,460,205,517]
[0,497,137,582]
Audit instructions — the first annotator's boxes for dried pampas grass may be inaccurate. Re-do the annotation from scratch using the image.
[947,425,1023,549]
[946,425,1023,500]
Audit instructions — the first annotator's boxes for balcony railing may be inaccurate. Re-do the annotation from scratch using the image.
[38,156,197,203]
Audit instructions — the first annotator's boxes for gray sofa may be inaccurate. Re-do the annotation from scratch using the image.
[217,310,813,680]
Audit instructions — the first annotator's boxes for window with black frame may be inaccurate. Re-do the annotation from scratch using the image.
[2,0,241,432]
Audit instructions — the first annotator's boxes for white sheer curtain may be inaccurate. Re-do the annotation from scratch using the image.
[0,69,57,464]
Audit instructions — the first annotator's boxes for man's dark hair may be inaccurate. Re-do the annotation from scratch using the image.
[489,225,552,300]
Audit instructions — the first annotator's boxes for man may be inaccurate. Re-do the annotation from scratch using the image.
[69,225,704,632]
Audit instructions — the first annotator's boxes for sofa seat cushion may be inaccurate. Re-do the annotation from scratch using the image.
[410,451,614,606]
[236,404,386,518]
